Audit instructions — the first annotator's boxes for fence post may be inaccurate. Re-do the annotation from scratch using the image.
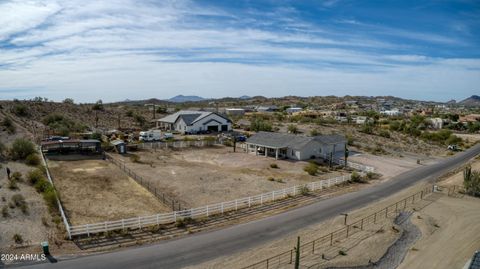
[221,203,224,214]
[385,207,388,218]
[420,190,424,199]
[312,240,315,254]
[122,219,125,230]
[87,224,90,237]
[272,191,275,201]
[174,211,177,222]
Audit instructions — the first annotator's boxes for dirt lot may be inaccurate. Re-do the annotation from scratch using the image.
[117,145,348,207]
[48,159,171,225]
[397,195,480,269]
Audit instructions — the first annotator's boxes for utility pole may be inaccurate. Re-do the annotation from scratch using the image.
[294,236,300,269]
[145,104,158,119]
[344,144,349,168]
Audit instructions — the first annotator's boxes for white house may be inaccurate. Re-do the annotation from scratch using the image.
[225,108,246,116]
[245,132,346,160]
[381,108,401,116]
[156,110,232,134]
[286,107,303,114]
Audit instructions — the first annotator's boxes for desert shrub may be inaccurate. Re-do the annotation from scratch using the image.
[13,233,23,244]
[10,138,36,160]
[89,132,102,140]
[43,113,86,136]
[130,154,141,163]
[34,178,53,193]
[378,129,391,138]
[338,250,347,256]
[27,169,45,185]
[1,117,16,134]
[12,104,28,116]
[303,162,318,176]
[134,114,146,127]
[11,171,22,182]
[464,166,480,196]
[310,129,319,136]
[8,180,18,190]
[350,171,366,183]
[25,153,41,166]
[43,189,59,212]
[359,122,374,134]
[250,118,272,132]
[270,163,279,169]
[126,110,134,117]
[267,177,275,181]
[287,124,298,134]
[299,186,310,195]
[11,194,28,214]
[1,205,8,218]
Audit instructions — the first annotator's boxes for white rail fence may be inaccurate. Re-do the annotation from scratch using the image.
[319,153,375,173]
[69,174,351,237]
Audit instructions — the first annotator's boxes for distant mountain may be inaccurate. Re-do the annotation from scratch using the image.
[239,95,251,100]
[168,95,205,103]
[459,95,480,107]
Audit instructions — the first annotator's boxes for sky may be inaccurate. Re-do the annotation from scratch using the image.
[0,0,479,103]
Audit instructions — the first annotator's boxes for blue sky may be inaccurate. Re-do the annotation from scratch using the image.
[0,0,479,102]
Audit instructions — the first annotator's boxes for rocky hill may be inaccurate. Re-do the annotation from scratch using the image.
[459,95,480,107]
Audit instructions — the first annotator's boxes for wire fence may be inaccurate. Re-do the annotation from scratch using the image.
[137,139,222,150]
[318,153,375,173]
[68,174,352,238]
[241,185,435,269]
[105,153,186,211]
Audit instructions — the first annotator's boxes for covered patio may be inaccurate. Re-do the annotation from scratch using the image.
[245,143,287,160]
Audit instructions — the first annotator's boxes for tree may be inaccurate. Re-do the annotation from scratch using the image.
[10,138,36,160]
[63,98,74,104]
[92,99,104,111]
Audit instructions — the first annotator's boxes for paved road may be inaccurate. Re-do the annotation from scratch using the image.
[13,144,480,269]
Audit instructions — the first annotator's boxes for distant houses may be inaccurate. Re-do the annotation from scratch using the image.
[245,131,346,160]
[156,110,232,134]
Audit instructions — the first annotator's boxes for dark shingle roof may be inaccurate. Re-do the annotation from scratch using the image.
[469,251,480,269]
[246,132,345,149]
[179,114,202,125]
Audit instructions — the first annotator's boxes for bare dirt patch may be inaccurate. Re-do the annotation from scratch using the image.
[397,195,480,269]
[47,159,170,225]
[117,145,348,207]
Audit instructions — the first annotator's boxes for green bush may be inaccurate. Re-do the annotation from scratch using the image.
[1,117,16,134]
[25,153,41,166]
[303,162,318,176]
[250,118,272,132]
[287,124,298,134]
[12,104,28,117]
[10,138,36,160]
[350,171,366,183]
[34,178,52,193]
[13,233,23,244]
[27,169,45,185]
[378,129,391,138]
[1,205,8,218]
[270,163,279,169]
[11,171,22,182]
[42,189,59,212]
[130,154,141,163]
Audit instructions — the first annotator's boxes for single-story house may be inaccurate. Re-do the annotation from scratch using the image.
[245,132,346,160]
[156,110,232,134]
[286,107,303,114]
[226,108,246,116]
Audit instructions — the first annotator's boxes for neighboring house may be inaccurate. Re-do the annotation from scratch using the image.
[156,110,232,134]
[355,116,369,125]
[256,105,278,112]
[245,131,346,160]
[381,108,401,116]
[225,108,246,116]
[286,107,303,114]
[428,117,445,129]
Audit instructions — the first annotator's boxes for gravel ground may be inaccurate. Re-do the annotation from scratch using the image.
[326,212,421,269]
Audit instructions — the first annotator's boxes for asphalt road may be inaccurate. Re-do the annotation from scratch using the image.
[13,144,480,269]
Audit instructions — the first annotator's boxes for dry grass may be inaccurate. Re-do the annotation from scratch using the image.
[48,159,171,225]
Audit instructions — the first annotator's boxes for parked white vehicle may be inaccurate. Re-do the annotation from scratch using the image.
[163,133,174,139]
[139,130,162,141]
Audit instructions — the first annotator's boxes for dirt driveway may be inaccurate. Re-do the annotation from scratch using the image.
[48,159,170,225]
[117,145,348,207]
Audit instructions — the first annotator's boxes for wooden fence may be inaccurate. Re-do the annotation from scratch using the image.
[241,185,434,269]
